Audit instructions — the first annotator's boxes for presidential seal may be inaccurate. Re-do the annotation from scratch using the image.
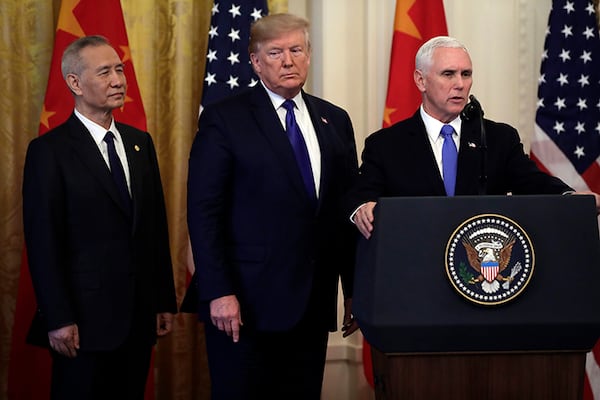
[445,214,534,306]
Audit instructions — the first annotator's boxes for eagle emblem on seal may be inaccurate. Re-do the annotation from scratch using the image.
[463,237,516,294]
[445,214,534,306]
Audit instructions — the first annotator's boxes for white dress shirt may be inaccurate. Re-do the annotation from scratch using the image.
[262,82,321,197]
[74,108,131,194]
[420,105,462,179]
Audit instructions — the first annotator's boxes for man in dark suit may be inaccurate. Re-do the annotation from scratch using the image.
[22,35,177,400]
[186,13,359,400]
[349,36,600,239]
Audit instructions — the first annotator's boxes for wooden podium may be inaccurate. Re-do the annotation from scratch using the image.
[370,350,585,400]
[353,195,600,400]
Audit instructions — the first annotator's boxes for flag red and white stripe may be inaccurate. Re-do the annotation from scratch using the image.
[530,1,600,398]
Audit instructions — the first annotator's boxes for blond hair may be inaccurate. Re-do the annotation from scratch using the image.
[249,13,310,54]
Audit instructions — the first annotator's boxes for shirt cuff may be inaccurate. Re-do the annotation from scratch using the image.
[349,203,367,224]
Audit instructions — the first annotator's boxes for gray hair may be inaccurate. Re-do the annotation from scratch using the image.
[415,36,468,72]
[61,35,112,79]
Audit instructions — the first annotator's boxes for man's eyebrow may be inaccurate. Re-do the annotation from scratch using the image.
[96,63,124,72]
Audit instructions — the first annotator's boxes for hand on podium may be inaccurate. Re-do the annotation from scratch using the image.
[353,201,377,239]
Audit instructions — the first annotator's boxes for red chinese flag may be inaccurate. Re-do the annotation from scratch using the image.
[8,0,149,399]
[382,0,448,128]
[363,0,448,388]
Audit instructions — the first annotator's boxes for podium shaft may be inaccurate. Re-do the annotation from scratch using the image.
[372,347,585,400]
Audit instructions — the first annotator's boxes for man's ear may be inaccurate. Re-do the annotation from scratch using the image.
[65,73,82,95]
[249,53,260,74]
[414,69,426,92]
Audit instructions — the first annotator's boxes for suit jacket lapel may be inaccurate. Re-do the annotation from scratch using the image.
[120,125,142,228]
[456,118,483,194]
[303,92,332,210]
[65,114,130,215]
[411,113,447,195]
[249,86,313,203]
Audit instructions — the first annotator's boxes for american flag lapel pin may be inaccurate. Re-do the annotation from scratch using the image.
[321,116,328,124]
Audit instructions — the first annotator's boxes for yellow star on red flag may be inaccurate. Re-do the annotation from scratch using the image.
[119,45,132,63]
[395,0,421,39]
[39,104,57,130]
[56,0,85,37]
[383,106,396,127]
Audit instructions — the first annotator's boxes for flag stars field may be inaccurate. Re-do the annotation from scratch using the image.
[200,1,266,107]
[532,0,600,202]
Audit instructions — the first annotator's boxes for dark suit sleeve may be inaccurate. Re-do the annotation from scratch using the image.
[23,137,74,331]
[187,107,235,303]
[344,129,389,219]
[337,111,359,300]
[484,121,573,195]
[304,95,360,303]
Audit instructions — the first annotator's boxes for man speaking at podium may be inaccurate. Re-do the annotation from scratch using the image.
[348,36,600,239]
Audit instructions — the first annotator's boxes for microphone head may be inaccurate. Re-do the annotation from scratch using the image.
[469,94,482,109]
[460,100,477,121]
[461,94,484,120]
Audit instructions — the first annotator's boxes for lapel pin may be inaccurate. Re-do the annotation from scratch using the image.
[134,145,140,152]
[321,116,328,124]
[468,142,477,148]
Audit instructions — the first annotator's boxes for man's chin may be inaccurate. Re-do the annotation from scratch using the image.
[108,100,125,110]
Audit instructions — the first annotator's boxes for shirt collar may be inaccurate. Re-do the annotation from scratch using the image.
[420,105,462,142]
[74,108,119,146]
[260,81,306,112]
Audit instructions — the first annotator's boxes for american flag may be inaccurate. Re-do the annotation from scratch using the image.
[531,0,600,194]
[185,1,268,280]
[201,0,268,109]
[530,1,600,398]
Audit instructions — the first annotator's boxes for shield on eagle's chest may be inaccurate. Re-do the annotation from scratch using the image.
[481,260,499,282]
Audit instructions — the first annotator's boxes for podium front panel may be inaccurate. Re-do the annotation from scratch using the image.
[353,195,600,353]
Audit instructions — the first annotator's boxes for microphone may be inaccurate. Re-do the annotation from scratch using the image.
[461,94,487,195]
[460,94,484,120]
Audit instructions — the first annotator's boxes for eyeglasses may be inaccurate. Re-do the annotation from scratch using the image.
[266,47,306,60]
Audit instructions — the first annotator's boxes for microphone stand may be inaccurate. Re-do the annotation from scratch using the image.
[464,95,488,195]
[476,104,487,195]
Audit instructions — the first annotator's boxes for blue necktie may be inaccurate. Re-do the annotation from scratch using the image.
[282,100,316,202]
[441,124,458,196]
[104,131,132,212]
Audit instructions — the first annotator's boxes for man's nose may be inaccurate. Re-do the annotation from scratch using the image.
[110,71,126,87]
[281,50,294,65]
